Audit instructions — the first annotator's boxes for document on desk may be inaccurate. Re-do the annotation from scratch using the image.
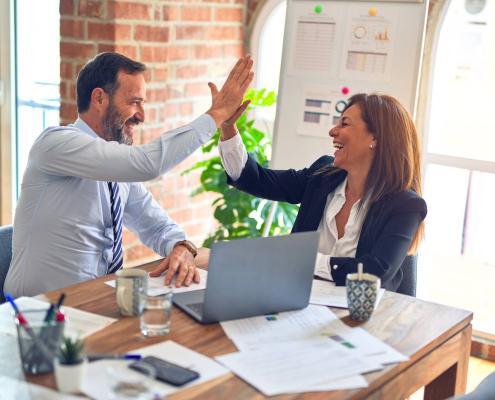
[221,305,339,351]
[0,296,116,339]
[216,341,379,396]
[104,268,208,296]
[82,340,229,400]
[310,279,386,308]
[221,304,407,366]
[0,376,84,400]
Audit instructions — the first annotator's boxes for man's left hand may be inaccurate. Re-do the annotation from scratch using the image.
[149,246,200,287]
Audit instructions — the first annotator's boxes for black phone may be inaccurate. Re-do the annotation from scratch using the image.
[129,356,200,386]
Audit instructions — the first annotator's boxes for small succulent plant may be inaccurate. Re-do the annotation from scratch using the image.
[58,335,85,365]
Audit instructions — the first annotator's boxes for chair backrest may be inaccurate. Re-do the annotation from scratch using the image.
[450,371,495,399]
[396,254,417,297]
[0,225,13,303]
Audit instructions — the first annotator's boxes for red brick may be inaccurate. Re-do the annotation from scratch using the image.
[175,26,205,41]
[194,45,222,59]
[161,103,179,119]
[182,7,211,21]
[61,19,84,39]
[223,44,243,58]
[78,0,103,18]
[176,65,208,79]
[88,22,115,41]
[135,25,170,43]
[60,42,95,59]
[60,62,73,79]
[185,83,210,97]
[97,43,115,53]
[60,0,74,16]
[165,84,185,99]
[147,88,170,102]
[115,24,133,40]
[141,46,168,63]
[108,1,152,20]
[206,26,242,41]
[179,102,193,115]
[168,46,190,61]
[60,103,77,121]
[153,67,169,81]
[215,7,243,22]
[163,6,181,21]
[114,44,138,60]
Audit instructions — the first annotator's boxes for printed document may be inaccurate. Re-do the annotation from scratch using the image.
[216,341,379,396]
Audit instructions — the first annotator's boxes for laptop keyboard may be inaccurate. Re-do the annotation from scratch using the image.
[187,302,204,315]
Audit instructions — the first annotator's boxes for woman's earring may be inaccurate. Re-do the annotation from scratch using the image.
[369,144,375,149]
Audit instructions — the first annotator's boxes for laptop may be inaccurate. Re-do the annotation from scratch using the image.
[173,231,319,324]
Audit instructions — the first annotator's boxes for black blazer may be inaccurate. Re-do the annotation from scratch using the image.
[227,155,427,291]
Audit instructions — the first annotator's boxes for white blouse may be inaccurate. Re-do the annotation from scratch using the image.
[218,133,368,281]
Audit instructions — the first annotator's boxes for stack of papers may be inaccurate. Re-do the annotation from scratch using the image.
[0,297,116,339]
[310,279,386,308]
[82,340,228,400]
[217,305,407,396]
[104,268,208,296]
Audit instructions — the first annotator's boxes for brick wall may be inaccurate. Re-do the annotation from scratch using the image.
[59,0,246,266]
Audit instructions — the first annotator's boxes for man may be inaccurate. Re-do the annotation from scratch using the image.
[4,52,253,297]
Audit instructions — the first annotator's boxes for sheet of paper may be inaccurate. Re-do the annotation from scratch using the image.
[216,341,379,396]
[287,2,344,77]
[0,376,84,400]
[310,279,386,309]
[0,297,116,339]
[297,85,347,138]
[339,4,397,82]
[221,305,339,351]
[104,268,208,295]
[81,340,229,400]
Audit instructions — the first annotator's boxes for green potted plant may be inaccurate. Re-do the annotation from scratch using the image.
[54,335,87,393]
[183,88,299,246]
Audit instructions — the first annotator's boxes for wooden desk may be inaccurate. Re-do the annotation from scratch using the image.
[16,261,472,399]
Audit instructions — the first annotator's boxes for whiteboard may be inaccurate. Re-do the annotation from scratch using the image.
[271,0,428,170]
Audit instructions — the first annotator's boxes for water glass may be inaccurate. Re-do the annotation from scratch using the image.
[140,288,173,337]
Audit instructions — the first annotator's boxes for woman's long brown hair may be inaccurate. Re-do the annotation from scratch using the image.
[334,93,424,253]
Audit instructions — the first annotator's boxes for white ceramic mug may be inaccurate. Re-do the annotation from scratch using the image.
[115,269,148,316]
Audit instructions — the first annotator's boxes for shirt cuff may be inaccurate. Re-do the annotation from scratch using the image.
[190,114,217,144]
[219,131,243,151]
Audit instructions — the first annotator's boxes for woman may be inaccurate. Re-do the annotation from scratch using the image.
[218,93,427,291]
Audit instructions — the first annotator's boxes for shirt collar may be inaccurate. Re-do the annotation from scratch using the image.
[72,117,99,139]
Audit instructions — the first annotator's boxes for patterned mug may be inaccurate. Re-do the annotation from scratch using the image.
[346,273,381,321]
[116,269,148,316]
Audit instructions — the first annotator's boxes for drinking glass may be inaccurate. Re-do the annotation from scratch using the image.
[140,288,173,337]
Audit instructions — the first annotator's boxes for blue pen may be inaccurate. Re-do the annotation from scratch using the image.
[87,353,142,362]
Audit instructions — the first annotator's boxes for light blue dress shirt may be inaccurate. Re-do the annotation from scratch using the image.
[4,115,216,297]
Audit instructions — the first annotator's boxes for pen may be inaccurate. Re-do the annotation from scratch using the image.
[43,304,55,323]
[54,293,66,322]
[87,353,142,362]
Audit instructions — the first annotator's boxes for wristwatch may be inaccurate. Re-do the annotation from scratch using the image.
[173,240,198,258]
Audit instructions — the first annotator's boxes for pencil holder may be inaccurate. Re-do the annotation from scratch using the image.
[15,309,65,374]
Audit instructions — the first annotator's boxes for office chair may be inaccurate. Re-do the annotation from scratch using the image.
[0,225,13,303]
[396,255,417,297]
[450,371,495,399]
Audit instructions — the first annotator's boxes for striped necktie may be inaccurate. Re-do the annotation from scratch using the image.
[107,182,123,274]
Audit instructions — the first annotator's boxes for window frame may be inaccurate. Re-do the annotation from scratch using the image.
[0,0,16,225]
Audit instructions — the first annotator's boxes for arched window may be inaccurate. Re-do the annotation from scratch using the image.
[420,0,495,336]
[249,0,287,131]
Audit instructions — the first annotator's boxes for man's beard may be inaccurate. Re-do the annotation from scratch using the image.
[101,102,134,145]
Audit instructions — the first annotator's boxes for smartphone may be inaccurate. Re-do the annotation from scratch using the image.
[129,356,200,386]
